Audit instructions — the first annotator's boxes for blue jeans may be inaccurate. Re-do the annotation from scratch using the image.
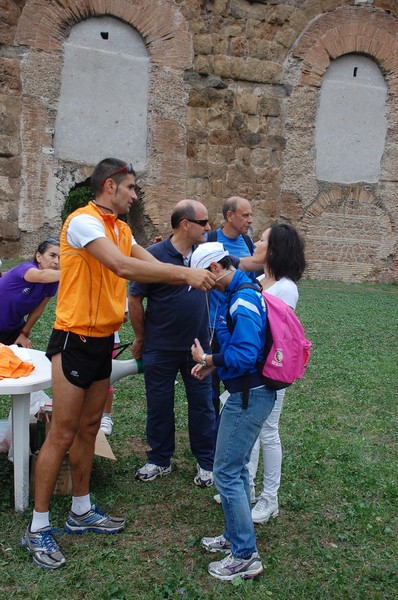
[143,349,215,470]
[214,385,276,558]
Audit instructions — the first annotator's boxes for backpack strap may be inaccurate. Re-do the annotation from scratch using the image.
[208,230,262,277]
[226,282,262,409]
[207,229,218,242]
[242,233,254,254]
[226,283,261,333]
[208,229,254,254]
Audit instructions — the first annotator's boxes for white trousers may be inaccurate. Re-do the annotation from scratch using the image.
[247,387,286,500]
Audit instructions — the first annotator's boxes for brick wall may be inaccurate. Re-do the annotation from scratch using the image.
[0,0,397,282]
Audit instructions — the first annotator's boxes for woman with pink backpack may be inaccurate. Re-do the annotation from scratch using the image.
[248,223,306,524]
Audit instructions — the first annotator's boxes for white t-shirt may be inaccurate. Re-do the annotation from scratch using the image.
[261,276,298,310]
[67,215,135,338]
[67,214,137,249]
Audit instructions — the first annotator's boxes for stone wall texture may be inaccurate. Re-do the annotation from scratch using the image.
[1,0,398,282]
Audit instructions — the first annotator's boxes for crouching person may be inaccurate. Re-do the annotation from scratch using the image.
[190,242,275,581]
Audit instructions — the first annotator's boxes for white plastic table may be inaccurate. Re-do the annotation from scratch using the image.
[0,349,52,511]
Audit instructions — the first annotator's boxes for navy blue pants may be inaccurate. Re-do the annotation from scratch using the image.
[142,349,216,471]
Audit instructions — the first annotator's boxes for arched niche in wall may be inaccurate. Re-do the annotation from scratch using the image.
[282,5,398,282]
[54,17,149,169]
[315,54,387,184]
[15,0,192,246]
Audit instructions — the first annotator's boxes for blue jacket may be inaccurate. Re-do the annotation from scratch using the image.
[212,270,266,392]
[206,228,257,325]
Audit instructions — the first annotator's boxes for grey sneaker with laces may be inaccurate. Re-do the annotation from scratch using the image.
[201,534,231,553]
[20,525,66,570]
[64,504,125,534]
[194,463,214,487]
[208,551,263,581]
[135,462,172,482]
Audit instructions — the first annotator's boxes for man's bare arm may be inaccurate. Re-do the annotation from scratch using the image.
[130,244,160,263]
[128,294,145,360]
[85,237,216,291]
[238,255,264,273]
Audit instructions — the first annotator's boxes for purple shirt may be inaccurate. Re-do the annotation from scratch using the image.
[0,261,58,332]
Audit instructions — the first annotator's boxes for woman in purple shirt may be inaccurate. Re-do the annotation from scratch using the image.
[0,238,60,348]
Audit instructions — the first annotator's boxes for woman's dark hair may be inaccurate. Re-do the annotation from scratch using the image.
[33,238,60,264]
[266,224,306,282]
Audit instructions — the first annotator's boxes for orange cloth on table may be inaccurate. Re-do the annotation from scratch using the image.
[0,343,35,380]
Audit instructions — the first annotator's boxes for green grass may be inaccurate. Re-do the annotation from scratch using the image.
[0,280,397,599]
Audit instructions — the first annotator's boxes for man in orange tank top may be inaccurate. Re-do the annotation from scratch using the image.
[21,158,216,570]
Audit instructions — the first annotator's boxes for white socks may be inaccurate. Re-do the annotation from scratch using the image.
[30,494,91,531]
[30,510,50,532]
[71,494,91,516]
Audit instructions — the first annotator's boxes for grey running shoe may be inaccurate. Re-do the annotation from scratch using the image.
[135,462,172,482]
[201,534,231,553]
[208,551,263,581]
[64,504,125,534]
[20,525,66,570]
[194,464,214,488]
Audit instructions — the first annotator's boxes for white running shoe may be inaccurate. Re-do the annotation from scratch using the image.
[208,551,263,581]
[251,496,279,523]
[100,415,113,436]
[201,534,231,553]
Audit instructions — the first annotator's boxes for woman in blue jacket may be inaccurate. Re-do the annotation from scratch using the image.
[191,242,275,582]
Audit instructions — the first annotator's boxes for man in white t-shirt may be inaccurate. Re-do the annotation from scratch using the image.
[21,158,216,570]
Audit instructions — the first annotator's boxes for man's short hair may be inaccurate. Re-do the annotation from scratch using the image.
[91,158,136,194]
[222,197,238,220]
[170,202,197,229]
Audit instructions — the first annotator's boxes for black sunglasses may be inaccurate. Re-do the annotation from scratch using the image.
[46,237,59,244]
[184,218,209,226]
[100,163,135,187]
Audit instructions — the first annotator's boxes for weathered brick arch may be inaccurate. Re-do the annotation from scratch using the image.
[303,187,386,219]
[282,5,398,282]
[14,0,194,242]
[301,187,395,282]
[293,6,398,93]
[16,0,192,69]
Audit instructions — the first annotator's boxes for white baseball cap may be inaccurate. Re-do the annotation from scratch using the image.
[191,242,229,269]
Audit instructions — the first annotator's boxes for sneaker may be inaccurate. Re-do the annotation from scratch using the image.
[135,462,172,482]
[64,504,125,534]
[214,487,256,504]
[252,496,279,523]
[194,464,214,488]
[208,551,263,581]
[100,414,113,436]
[201,534,231,553]
[20,525,66,570]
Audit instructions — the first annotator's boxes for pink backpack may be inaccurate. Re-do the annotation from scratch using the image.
[227,284,311,391]
[261,291,311,390]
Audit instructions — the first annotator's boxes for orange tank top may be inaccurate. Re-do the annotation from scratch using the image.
[54,202,132,337]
